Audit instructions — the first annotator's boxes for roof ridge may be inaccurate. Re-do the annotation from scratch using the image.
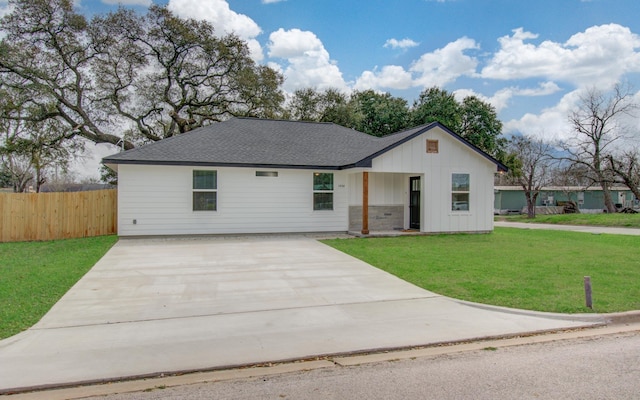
[375,121,437,139]
[235,116,338,126]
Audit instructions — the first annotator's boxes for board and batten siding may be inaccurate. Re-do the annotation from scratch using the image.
[348,172,407,206]
[117,165,348,236]
[369,127,495,233]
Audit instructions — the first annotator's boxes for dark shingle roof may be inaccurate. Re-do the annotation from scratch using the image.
[103,118,506,171]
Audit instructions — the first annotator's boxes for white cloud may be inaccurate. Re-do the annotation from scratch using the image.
[262,0,285,3]
[384,38,419,50]
[515,81,562,97]
[268,28,323,58]
[267,28,349,93]
[352,37,479,91]
[503,90,585,141]
[167,0,264,61]
[101,0,151,5]
[450,88,510,113]
[454,82,562,113]
[482,24,640,89]
[354,65,413,91]
[410,37,479,87]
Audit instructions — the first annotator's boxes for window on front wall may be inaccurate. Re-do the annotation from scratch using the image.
[193,170,217,211]
[256,171,278,177]
[313,172,333,210]
[451,173,469,211]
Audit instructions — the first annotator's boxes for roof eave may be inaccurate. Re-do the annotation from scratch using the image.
[101,158,348,171]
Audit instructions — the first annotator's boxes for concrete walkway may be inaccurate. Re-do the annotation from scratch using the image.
[495,220,640,235]
[0,236,606,393]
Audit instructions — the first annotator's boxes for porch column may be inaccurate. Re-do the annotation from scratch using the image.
[361,171,369,235]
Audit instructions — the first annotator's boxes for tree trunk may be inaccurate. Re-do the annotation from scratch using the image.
[525,192,538,218]
[600,181,616,213]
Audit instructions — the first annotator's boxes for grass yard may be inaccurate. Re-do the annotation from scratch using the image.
[0,236,118,339]
[323,228,640,314]
[497,213,640,228]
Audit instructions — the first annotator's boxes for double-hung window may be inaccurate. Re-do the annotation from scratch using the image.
[193,170,217,211]
[451,173,470,211]
[313,173,334,210]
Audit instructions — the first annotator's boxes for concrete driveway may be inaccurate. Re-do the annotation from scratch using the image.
[0,236,604,392]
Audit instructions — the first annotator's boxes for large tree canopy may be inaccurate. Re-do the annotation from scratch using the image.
[0,0,284,150]
[411,87,461,130]
[285,88,354,126]
[285,86,507,160]
[349,90,410,137]
[412,87,505,159]
[0,86,79,192]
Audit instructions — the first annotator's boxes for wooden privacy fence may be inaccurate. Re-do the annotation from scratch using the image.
[0,189,117,242]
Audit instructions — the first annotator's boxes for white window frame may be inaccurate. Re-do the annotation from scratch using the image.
[451,173,470,212]
[313,172,334,211]
[192,170,217,211]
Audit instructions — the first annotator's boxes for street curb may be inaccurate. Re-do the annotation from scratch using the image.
[4,322,640,400]
[0,326,600,396]
[453,300,640,326]
[451,299,609,323]
[2,300,638,396]
[603,310,640,325]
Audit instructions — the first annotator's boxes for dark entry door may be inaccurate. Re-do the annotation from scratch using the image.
[409,177,420,229]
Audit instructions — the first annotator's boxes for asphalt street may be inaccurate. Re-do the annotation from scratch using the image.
[72,330,640,400]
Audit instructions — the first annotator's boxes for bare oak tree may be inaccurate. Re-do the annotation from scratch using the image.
[561,84,638,213]
[507,135,554,218]
[607,150,640,203]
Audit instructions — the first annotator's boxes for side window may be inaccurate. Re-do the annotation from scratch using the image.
[313,172,334,210]
[193,170,217,211]
[451,173,469,211]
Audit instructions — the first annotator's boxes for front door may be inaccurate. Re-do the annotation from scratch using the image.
[409,177,420,229]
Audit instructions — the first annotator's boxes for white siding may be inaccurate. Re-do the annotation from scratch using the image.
[118,165,348,236]
[117,126,497,235]
[348,173,407,206]
[369,126,496,233]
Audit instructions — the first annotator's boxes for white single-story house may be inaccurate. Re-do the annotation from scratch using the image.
[103,118,507,236]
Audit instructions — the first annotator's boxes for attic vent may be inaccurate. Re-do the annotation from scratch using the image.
[426,139,439,154]
[256,171,278,177]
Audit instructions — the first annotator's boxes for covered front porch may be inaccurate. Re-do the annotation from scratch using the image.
[347,171,423,235]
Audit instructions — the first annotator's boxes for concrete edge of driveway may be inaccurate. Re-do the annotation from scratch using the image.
[493,220,640,235]
[451,299,611,323]
[5,320,640,400]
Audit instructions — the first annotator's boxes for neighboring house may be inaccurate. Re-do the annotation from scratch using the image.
[103,118,507,236]
[494,186,639,214]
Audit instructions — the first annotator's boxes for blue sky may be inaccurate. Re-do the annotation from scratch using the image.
[14,0,640,138]
[3,0,640,175]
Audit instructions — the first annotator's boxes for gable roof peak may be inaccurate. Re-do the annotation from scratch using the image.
[103,117,506,172]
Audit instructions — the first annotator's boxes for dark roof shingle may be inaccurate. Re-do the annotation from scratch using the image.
[103,118,505,171]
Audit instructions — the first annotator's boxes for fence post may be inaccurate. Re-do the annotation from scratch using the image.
[584,276,593,309]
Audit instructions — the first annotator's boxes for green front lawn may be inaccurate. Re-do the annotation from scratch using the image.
[497,213,640,228]
[323,228,640,314]
[0,236,118,339]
